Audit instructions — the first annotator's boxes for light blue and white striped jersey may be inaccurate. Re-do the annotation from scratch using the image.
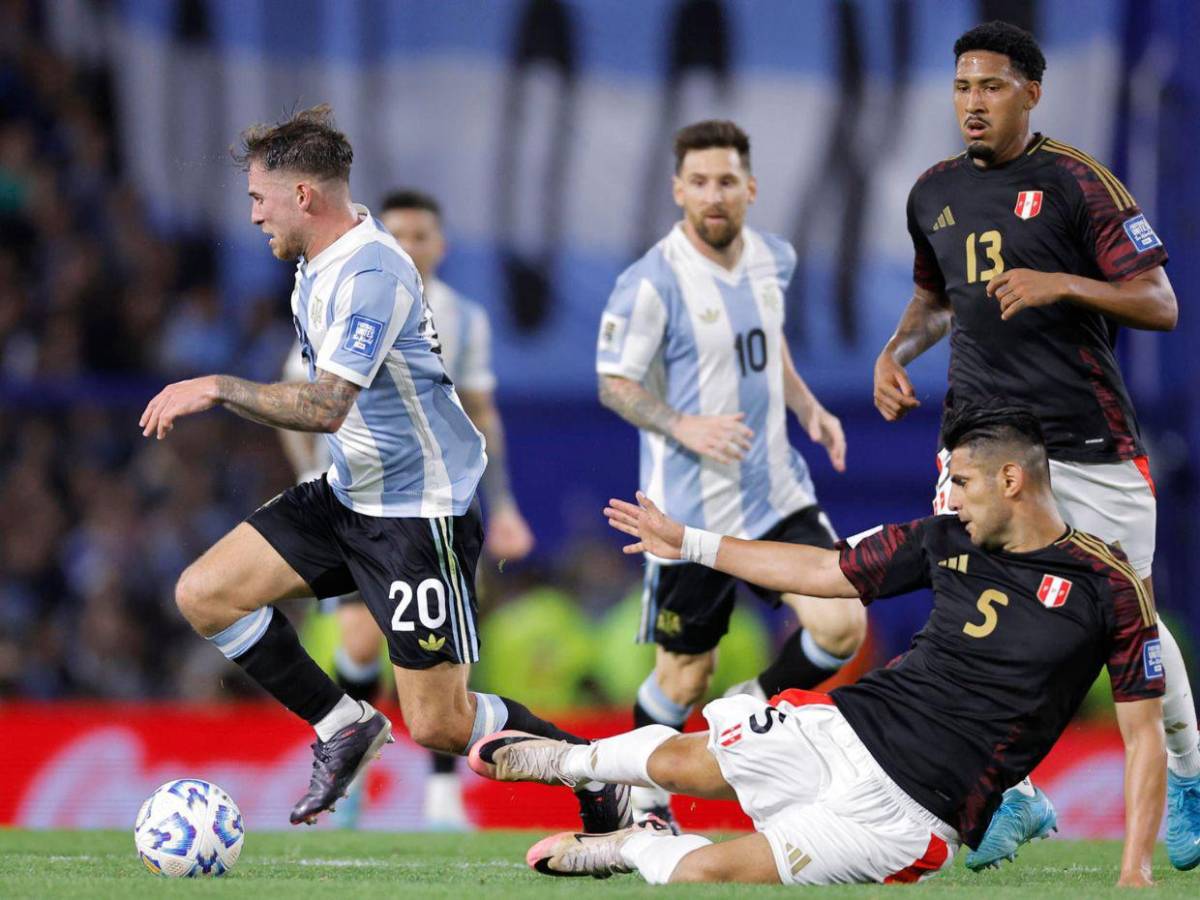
[290,205,485,518]
[596,223,817,542]
[282,276,495,481]
[424,277,496,393]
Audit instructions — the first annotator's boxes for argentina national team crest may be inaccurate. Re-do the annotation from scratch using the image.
[1037,574,1072,608]
[1014,190,1043,220]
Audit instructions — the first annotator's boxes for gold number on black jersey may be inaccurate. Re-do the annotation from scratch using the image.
[963,588,1009,638]
[965,230,1004,283]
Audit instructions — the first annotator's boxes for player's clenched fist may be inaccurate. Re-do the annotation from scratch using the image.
[873,352,921,422]
[604,491,684,559]
[139,376,221,439]
[670,412,754,464]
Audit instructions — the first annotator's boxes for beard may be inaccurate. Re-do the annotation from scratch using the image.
[270,233,305,261]
[692,213,740,250]
[965,141,996,165]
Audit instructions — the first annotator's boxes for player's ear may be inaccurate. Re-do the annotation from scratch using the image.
[1023,80,1041,112]
[746,174,757,205]
[295,181,314,212]
[1000,461,1024,498]
[672,174,686,209]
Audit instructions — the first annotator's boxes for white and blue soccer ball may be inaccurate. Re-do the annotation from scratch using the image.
[133,779,245,878]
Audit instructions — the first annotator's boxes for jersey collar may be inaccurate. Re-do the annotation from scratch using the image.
[961,133,1045,178]
[301,203,376,275]
[669,222,752,285]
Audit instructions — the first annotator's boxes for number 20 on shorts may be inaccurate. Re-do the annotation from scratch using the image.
[389,579,448,631]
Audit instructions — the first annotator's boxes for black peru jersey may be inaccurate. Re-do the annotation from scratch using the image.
[831,516,1163,848]
[907,134,1168,463]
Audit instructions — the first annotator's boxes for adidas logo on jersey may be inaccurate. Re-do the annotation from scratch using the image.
[698,308,721,324]
[931,206,956,231]
[938,554,969,573]
[419,633,446,652]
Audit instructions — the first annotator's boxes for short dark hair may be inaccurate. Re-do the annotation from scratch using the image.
[954,21,1046,83]
[379,189,442,220]
[942,401,1049,481]
[233,104,353,181]
[673,120,751,173]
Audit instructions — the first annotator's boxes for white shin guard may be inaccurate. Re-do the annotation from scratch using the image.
[1158,620,1200,775]
[563,725,677,788]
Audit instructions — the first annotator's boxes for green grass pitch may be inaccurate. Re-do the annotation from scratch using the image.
[0,830,1194,897]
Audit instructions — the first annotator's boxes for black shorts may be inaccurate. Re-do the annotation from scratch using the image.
[638,505,839,655]
[247,477,483,670]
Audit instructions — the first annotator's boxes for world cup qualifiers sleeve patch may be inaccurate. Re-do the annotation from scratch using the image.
[1122,214,1163,253]
[597,312,628,354]
[343,314,386,359]
[1143,638,1164,680]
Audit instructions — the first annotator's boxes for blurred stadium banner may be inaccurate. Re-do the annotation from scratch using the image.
[0,701,1138,837]
[87,0,1134,402]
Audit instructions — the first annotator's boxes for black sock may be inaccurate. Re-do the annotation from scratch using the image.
[233,610,344,725]
[430,751,457,775]
[499,696,588,745]
[755,628,842,697]
[335,669,381,703]
[633,700,679,731]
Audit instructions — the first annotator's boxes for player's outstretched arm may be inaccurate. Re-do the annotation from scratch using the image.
[599,374,753,465]
[986,265,1177,330]
[873,284,951,422]
[605,492,855,598]
[139,369,360,439]
[781,342,845,472]
[1114,697,1166,887]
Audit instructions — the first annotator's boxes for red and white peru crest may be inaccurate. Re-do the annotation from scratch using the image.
[1038,574,1072,608]
[1014,190,1043,220]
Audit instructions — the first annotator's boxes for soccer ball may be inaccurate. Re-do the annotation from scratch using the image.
[133,779,244,877]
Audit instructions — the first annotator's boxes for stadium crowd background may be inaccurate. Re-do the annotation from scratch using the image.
[0,0,1197,715]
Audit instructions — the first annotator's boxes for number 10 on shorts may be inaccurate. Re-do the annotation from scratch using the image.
[390,579,448,631]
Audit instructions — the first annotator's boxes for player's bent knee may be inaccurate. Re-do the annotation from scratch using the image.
[174,565,219,631]
[406,711,470,754]
[808,604,867,659]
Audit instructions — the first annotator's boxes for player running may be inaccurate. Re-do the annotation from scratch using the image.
[279,188,537,829]
[139,106,626,832]
[473,403,1166,887]
[871,21,1200,870]
[596,120,865,828]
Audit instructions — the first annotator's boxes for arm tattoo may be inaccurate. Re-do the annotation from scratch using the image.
[889,293,952,366]
[216,370,360,432]
[598,375,680,437]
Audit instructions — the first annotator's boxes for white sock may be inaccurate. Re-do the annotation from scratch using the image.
[622,831,712,884]
[1158,620,1200,776]
[314,696,366,742]
[1009,777,1036,798]
[562,725,677,788]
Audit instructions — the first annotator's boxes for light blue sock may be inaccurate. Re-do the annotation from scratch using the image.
[467,692,510,748]
[636,673,692,727]
[208,607,274,660]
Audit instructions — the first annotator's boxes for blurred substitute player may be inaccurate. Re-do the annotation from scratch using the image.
[473,404,1166,888]
[872,22,1200,871]
[139,106,627,832]
[279,188,537,829]
[596,120,865,827]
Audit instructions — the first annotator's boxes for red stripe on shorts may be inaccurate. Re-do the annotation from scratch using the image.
[1133,455,1156,497]
[768,689,835,708]
[884,833,949,884]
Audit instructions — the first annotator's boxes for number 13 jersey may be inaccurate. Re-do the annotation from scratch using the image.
[597,223,817,542]
[907,134,1168,464]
